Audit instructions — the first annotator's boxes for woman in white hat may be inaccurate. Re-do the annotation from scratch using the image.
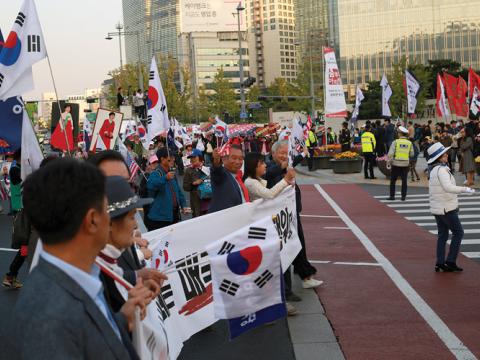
[427,142,475,272]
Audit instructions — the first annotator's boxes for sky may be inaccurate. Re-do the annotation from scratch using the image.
[0,0,124,100]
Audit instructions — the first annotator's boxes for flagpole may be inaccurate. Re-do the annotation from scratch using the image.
[46,54,71,156]
[322,46,328,146]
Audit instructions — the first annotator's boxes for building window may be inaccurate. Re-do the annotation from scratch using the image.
[281,71,285,76]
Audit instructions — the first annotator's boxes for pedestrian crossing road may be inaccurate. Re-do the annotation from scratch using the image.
[374,192,480,263]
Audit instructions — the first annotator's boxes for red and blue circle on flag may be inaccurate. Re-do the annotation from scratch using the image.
[227,246,263,275]
[147,86,159,109]
[0,32,22,66]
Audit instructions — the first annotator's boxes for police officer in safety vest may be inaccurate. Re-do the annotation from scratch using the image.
[387,126,414,201]
[305,129,318,171]
[361,124,376,179]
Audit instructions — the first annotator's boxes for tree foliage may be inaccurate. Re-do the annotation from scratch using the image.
[210,67,238,120]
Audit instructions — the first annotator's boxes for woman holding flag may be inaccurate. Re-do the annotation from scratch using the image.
[50,105,74,152]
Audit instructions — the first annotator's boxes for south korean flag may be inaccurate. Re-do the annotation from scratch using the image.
[206,216,282,319]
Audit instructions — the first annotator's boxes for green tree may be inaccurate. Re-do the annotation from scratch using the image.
[105,63,148,109]
[196,85,211,122]
[358,81,381,119]
[211,67,238,121]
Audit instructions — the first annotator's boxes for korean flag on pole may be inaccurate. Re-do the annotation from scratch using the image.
[206,216,282,319]
[0,0,46,100]
[147,56,169,142]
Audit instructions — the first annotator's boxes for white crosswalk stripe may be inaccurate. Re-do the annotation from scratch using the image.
[380,191,480,260]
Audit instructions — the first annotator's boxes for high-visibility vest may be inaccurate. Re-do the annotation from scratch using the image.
[394,138,412,161]
[361,132,376,153]
[305,130,317,147]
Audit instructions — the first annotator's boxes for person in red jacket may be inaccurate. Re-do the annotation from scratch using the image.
[98,112,116,149]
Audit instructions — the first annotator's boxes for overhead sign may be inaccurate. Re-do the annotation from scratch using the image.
[180,0,246,33]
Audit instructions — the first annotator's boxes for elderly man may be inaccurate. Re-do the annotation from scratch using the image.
[208,145,249,213]
[265,140,322,306]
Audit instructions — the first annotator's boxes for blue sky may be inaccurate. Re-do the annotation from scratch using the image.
[0,0,123,99]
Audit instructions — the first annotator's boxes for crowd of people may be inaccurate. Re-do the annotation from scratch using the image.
[1,114,479,357]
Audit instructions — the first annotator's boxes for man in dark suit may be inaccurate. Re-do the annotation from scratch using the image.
[265,140,322,304]
[208,145,249,213]
[10,158,148,359]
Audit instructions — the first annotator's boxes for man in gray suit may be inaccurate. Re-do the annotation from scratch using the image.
[9,158,149,359]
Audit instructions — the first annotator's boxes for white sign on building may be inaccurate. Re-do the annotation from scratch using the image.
[180,0,246,33]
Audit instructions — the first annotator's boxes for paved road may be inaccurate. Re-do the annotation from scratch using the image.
[361,184,480,264]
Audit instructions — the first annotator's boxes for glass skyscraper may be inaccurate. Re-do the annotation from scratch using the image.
[122,0,179,66]
[330,0,480,89]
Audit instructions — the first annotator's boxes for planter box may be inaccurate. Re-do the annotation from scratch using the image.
[330,158,362,174]
[312,156,333,170]
[376,159,392,179]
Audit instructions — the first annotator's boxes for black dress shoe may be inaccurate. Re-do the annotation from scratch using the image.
[435,264,453,272]
[445,262,463,272]
[401,197,406,201]
[386,197,395,201]
[286,293,302,302]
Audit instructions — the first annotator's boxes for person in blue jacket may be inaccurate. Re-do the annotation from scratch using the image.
[147,147,187,230]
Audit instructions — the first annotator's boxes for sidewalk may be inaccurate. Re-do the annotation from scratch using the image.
[296,156,478,188]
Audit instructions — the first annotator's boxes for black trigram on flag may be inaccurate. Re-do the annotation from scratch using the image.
[160,104,166,112]
[15,12,26,27]
[27,35,41,53]
[149,71,154,80]
[217,241,235,255]
[248,227,267,240]
[219,279,239,296]
[0,73,4,87]
[155,283,175,321]
[254,270,273,288]
[147,114,152,125]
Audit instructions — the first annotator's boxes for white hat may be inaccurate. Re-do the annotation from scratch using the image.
[398,126,409,134]
[427,142,450,164]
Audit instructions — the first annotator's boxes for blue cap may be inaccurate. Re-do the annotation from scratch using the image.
[187,149,204,158]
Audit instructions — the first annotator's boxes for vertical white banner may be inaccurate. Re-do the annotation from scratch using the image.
[324,47,347,118]
[405,70,420,116]
[380,74,392,118]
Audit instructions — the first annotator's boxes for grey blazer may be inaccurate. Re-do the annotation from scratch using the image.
[9,258,139,360]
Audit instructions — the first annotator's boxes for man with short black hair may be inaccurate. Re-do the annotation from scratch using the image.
[10,158,144,359]
[208,144,248,213]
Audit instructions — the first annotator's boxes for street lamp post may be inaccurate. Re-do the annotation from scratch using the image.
[115,23,123,69]
[236,2,246,120]
[106,26,144,93]
[295,34,316,118]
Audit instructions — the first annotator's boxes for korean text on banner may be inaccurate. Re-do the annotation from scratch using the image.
[143,187,300,352]
[324,47,347,118]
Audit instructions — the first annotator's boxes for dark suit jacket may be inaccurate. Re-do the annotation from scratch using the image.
[118,246,142,285]
[265,155,303,213]
[9,259,138,360]
[208,165,243,213]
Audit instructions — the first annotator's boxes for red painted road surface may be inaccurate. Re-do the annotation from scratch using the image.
[299,184,480,360]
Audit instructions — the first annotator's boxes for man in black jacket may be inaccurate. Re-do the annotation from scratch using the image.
[265,140,322,304]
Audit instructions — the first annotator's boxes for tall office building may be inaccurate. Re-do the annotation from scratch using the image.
[122,0,179,65]
[330,0,480,92]
[294,0,328,91]
[178,32,250,94]
[246,0,298,87]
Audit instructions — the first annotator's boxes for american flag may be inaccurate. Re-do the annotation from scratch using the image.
[125,151,140,183]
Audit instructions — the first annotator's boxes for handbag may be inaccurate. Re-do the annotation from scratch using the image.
[198,177,212,200]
